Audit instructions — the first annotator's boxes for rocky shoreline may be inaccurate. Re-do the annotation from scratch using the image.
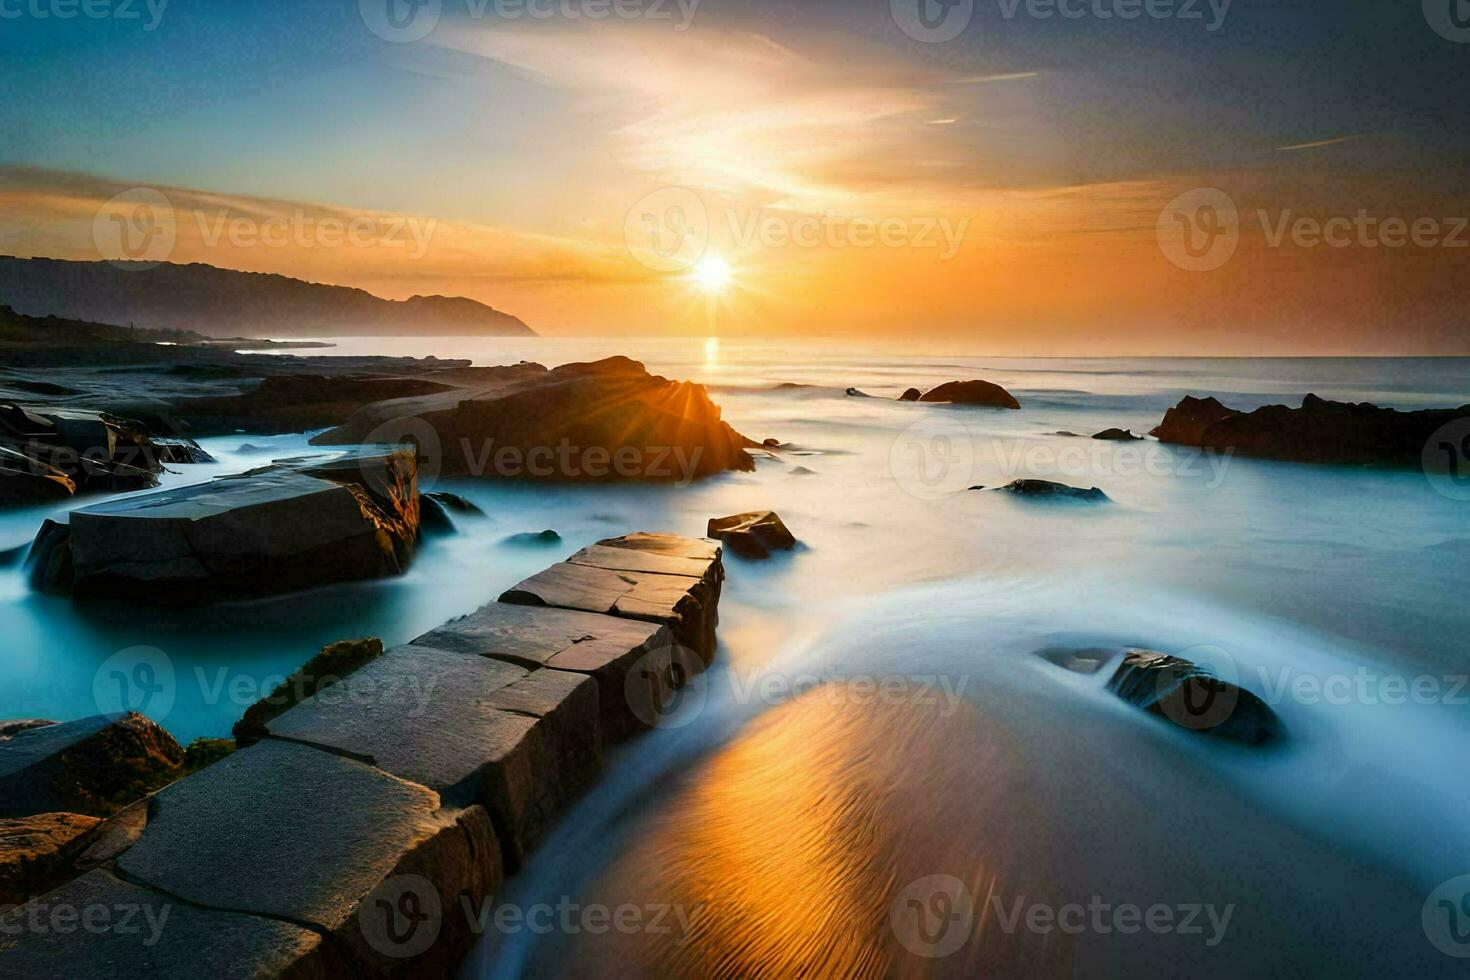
[0,531,724,976]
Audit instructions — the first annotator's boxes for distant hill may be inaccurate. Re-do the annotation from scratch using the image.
[0,256,535,339]
[0,303,204,347]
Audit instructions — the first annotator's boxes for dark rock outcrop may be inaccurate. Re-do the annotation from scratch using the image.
[845,387,871,398]
[314,357,757,482]
[0,403,209,504]
[1150,395,1241,446]
[1093,428,1142,441]
[707,511,797,559]
[899,388,923,402]
[0,713,184,819]
[1107,649,1283,745]
[1154,393,1470,466]
[35,451,421,602]
[977,480,1109,502]
[919,380,1021,409]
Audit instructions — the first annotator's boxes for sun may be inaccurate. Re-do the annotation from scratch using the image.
[691,255,733,294]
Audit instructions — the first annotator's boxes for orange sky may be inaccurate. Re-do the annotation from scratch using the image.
[1,16,1466,354]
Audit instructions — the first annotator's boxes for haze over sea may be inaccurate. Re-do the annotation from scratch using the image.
[3,338,1468,976]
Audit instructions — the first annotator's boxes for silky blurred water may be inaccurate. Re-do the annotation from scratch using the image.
[1,340,1467,976]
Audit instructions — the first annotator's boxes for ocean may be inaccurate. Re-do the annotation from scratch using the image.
[2,340,1468,976]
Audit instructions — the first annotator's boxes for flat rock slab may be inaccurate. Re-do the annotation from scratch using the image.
[412,602,674,741]
[265,645,600,868]
[0,713,182,819]
[115,740,497,975]
[501,533,723,663]
[0,869,340,979]
[56,450,418,602]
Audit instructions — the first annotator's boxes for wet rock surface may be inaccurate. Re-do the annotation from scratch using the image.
[115,739,497,976]
[1107,649,1283,745]
[501,533,724,663]
[1,868,343,979]
[1093,428,1142,441]
[265,644,599,867]
[35,450,421,602]
[707,511,797,559]
[412,601,675,741]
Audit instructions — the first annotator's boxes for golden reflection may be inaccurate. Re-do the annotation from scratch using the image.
[559,685,1062,978]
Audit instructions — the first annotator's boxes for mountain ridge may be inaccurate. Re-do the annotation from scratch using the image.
[0,256,535,339]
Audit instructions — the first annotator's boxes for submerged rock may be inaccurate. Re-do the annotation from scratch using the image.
[0,713,184,819]
[1106,649,1283,745]
[314,357,757,481]
[762,437,783,449]
[845,387,871,398]
[979,480,1109,502]
[503,529,562,546]
[1093,428,1142,441]
[427,490,483,515]
[918,380,1021,410]
[707,511,797,559]
[1154,393,1470,466]
[34,450,421,602]
[899,388,923,402]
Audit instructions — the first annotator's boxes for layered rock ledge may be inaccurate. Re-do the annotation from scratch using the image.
[0,531,725,978]
[312,356,757,481]
[29,450,420,602]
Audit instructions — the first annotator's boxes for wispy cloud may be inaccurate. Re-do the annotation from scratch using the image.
[1277,133,1367,152]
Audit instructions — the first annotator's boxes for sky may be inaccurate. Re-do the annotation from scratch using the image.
[0,0,1467,353]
